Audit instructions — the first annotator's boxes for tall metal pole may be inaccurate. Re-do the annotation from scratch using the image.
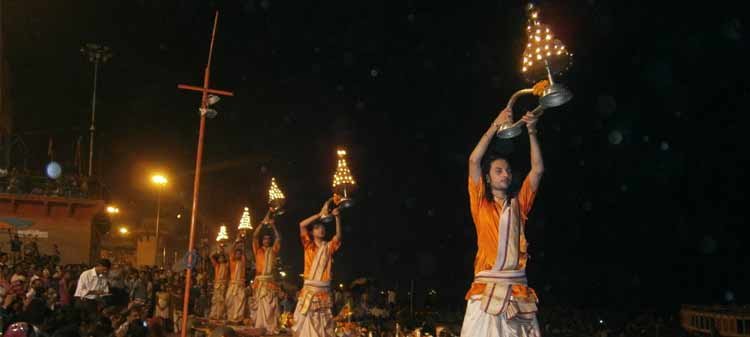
[179,12,227,337]
[81,43,111,177]
[155,185,162,266]
[87,60,98,177]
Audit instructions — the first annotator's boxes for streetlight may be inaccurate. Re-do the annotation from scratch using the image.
[106,206,120,214]
[80,43,112,177]
[151,174,168,266]
[118,226,129,235]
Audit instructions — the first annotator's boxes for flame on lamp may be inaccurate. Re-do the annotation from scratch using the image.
[238,207,253,230]
[216,225,229,242]
[520,3,572,82]
[269,177,285,201]
[332,149,356,188]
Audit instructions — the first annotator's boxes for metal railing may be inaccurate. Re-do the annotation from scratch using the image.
[681,306,750,337]
[0,174,106,200]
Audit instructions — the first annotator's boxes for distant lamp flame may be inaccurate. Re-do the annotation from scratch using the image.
[238,207,253,230]
[269,177,285,201]
[216,225,229,242]
[268,178,286,217]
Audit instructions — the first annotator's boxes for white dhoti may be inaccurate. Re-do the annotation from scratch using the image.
[225,281,247,323]
[254,277,280,334]
[460,297,541,337]
[209,283,227,320]
[292,280,334,337]
[460,270,541,337]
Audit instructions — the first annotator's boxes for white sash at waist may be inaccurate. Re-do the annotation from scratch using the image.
[474,270,527,285]
[303,280,331,288]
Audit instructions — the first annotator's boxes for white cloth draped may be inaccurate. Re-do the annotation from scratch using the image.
[460,297,541,337]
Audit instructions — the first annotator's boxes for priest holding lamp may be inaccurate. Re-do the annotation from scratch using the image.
[460,3,571,337]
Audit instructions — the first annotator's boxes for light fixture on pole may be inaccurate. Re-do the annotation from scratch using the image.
[151,174,168,266]
[80,43,112,177]
[495,3,573,139]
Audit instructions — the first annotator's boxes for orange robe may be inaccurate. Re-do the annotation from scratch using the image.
[225,253,247,323]
[459,175,542,337]
[253,240,281,333]
[292,233,341,337]
[209,258,229,320]
[466,175,538,303]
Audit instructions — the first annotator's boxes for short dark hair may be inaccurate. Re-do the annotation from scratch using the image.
[96,259,112,269]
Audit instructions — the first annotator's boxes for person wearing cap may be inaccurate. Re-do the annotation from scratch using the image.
[291,200,343,337]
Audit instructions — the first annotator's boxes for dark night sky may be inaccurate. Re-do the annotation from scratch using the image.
[3,0,748,312]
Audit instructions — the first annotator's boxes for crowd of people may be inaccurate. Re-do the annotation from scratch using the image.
[0,229,304,337]
[0,233,700,337]
[537,306,686,337]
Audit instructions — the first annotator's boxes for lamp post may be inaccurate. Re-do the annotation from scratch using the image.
[151,174,168,266]
[106,205,120,215]
[80,43,112,177]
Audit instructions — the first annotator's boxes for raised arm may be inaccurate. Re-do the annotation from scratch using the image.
[469,108,511,182]
[271,221,281,251]
[522,112,544,191]
[299,213,320,237]
[254,213,266,238]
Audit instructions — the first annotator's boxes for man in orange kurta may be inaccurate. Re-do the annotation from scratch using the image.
[225,241,247,324]
[292,201,343,337]
[252,215,282,334]
[209,249,229,320]
[461,104,544,337]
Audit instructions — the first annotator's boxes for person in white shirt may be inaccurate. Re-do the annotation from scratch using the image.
[74,259,111,318]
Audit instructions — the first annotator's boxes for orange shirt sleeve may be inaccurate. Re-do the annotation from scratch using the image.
[252,239,260,256]
[468,176,486,218]
[300,232,312,249]
[517,175,538,221]
[329,237,342,254]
